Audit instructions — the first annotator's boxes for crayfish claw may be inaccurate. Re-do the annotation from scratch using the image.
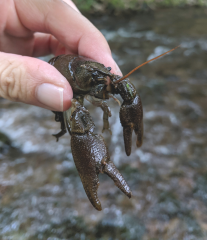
[103,160,132,198]
[70,99,132,210]
[120,94,143,156]
[77,165,102,211]
[135,120,143,148]
[71,133,103,211]
[123,126,133,156]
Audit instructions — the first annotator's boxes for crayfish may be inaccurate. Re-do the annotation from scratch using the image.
[49,46,179,211]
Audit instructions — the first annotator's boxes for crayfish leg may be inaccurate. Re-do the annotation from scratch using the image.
[52,111,67,141]
[85,95,112,134]
[102,109,112,134]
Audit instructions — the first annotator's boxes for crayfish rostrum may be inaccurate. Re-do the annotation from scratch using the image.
[48,46,179,211]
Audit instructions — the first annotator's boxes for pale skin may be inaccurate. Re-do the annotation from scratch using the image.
[0,0,122,111]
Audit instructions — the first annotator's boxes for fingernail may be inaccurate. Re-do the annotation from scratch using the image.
[115,62,123,76]
[36,83,64,111]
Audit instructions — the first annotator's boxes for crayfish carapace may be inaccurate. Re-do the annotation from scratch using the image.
[49,46,179,211]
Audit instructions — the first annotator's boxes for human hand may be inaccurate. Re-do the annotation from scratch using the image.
[0,0,122,111]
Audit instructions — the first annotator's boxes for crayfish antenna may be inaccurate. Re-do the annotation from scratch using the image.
[115,45,180,84]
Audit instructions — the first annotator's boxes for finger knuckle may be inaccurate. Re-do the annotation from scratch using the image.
[0,60,26,101]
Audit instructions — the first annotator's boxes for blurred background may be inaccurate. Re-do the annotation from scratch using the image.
[1,1,207,239]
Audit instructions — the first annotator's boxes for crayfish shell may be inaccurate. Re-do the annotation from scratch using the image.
[70,98,132,211]
[71,132,131,211]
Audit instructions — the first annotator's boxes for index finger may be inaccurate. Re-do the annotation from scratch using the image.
[15,0,122,75]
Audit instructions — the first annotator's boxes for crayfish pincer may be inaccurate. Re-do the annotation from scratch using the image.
[70,99,131,211]
[48,46,179,211]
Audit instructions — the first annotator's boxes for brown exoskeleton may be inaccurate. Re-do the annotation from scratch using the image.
[48,46,179,211]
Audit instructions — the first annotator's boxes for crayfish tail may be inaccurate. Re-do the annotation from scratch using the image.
[103,161,132,198]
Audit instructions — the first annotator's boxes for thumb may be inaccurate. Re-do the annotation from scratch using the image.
[0,52,72,111]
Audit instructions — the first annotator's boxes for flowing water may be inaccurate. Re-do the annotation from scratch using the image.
[1,8,207,240]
